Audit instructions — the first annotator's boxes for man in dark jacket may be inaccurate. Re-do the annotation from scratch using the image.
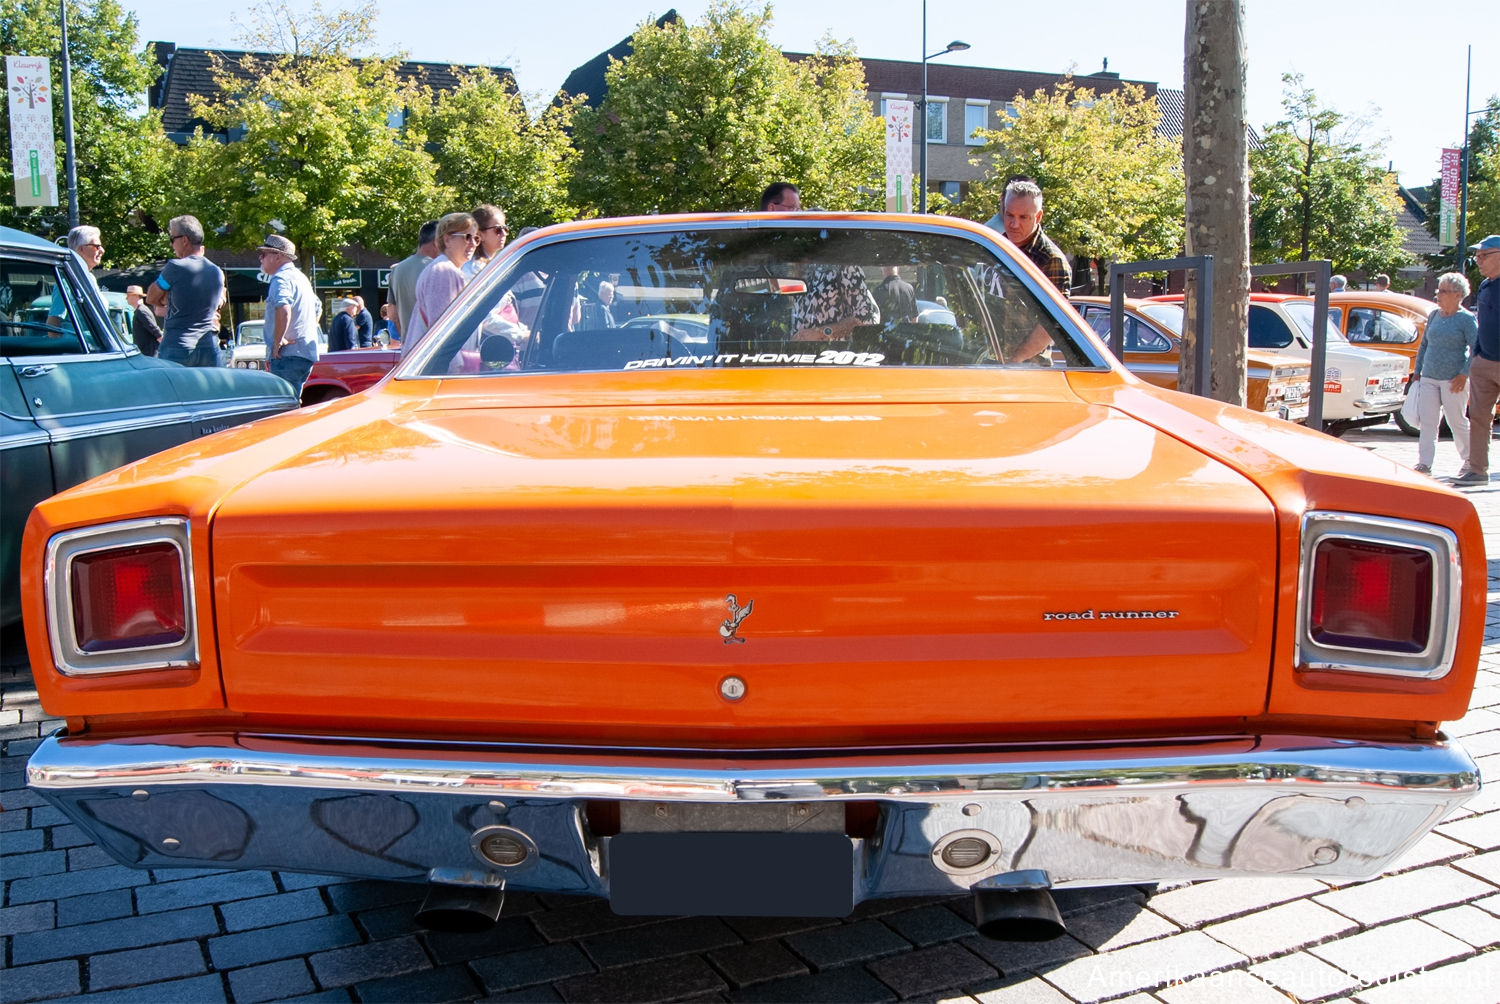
[328,297,359,353]
[125,284,161,355]
[874,267,917,325]
[1456,234,1500,486]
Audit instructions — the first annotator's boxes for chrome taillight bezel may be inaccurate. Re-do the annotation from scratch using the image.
[1296,511,1460,679]
[45,517,198,676]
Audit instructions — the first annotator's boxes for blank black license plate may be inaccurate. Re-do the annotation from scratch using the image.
[609,832,856,917]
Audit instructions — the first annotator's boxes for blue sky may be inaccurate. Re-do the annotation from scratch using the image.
[122,0,1499,189]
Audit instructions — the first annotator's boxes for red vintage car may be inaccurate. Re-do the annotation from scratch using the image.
[22,214,1483,939]
[300,346,402,405]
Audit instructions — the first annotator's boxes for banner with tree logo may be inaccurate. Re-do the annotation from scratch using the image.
[8,55,58,207]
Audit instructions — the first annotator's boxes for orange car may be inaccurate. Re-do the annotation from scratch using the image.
[1317,290,1435,367]
[21,214,1484,940]
[1071,296,1311,422]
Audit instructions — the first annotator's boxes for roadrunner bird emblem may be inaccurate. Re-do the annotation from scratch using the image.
[720,594,754,644]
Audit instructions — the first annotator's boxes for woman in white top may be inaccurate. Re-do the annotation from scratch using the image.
[401,212,476,358]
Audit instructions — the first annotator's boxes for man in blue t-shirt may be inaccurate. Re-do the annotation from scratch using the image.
[147,215,225,367]
[1456,234,1500,486]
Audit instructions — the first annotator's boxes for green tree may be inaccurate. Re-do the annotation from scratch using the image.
[0,0,173,263]
[409,69,581,229]
[176,48,451,269]
[959,77,1185,292]
[1422,96,1499,279]
[570,2,883,216]
[1249,73,1409,277]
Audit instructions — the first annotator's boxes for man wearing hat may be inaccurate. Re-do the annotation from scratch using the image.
[328,296,359,353]
[1457,234,1500,486]
[124,284,161,356]
[257,234,320,395]
[146,215,225,367]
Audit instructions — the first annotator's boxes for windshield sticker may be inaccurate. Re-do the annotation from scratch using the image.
[624,351,885,370]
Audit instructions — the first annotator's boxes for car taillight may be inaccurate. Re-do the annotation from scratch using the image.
[45,518,198,676]
[1309,538,1432,653]
[70,543,186,652]
[1297,512,1460,680]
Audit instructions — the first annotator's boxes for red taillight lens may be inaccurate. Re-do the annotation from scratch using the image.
[70,543,186,652]
[1309,538,1432,654]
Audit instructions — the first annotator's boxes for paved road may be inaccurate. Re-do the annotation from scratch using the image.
[3,424,1498,1004]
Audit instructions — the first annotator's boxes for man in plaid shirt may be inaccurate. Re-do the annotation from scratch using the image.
[998,179,1071,362]
[1002,179,1071,295]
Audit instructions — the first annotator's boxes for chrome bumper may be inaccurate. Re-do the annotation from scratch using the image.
[28,732,1477,903]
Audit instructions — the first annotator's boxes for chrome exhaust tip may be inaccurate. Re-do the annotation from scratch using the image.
[414,882,506,933]
[971,869,1067,942]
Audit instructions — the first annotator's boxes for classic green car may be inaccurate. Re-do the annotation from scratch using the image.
[0,226,298,626]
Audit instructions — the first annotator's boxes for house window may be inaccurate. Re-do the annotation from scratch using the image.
[926,97,948,143]
[965,101,988,145]
[939,181,962,201]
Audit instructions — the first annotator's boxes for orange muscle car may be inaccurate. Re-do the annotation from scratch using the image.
[22,214,1485,939]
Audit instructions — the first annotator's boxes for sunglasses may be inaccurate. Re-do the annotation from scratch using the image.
[450,232,479,242]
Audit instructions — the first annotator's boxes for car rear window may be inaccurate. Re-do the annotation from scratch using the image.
[406,224,1097,377]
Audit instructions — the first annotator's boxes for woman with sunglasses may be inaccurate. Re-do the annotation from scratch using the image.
[463,204,508,280]
[402,212,477,358]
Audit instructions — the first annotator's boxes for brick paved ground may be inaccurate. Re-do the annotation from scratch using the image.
[2,424,1497,1003]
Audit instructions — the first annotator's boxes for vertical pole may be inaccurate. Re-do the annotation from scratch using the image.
[58,0,79,228]
[1457,45,1472,270]
[1193,257,1214,399]
[918,0,928,214]
[1308,260,1331,432]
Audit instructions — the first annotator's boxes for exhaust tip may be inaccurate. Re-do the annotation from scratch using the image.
[972,869,1067,942]
[414,883,505,933]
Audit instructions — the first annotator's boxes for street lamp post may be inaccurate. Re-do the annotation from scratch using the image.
[918,2,969,214]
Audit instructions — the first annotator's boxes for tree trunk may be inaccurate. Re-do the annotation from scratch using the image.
[1182,0,1249,406]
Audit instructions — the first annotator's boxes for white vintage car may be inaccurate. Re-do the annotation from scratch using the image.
[1147,294,1409,430]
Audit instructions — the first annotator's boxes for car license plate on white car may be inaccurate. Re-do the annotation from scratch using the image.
[1380,375,1402,392]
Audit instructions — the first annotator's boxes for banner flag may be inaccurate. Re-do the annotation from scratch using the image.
[8,56,59,207]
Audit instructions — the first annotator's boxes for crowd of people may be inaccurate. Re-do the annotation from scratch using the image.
[54,189,1500,482]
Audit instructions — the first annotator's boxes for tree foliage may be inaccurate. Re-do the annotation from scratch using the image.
[409,69,581,230]
[1249,73,1409,277]
[1421,96,1500,279]
[570,2,883,216]
[176,48,451,269]
[0,0,173,263]
[958,77,1184,289]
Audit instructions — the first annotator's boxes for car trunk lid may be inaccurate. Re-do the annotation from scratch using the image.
[211,394,1278,746]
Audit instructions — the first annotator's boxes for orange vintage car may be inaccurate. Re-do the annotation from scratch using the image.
[1071,295,1311,422]
[21,214,1485,940]
[1318,290,1435,365]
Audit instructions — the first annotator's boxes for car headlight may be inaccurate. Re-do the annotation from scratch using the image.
[44,518,198,676]
[1297,512,1460,680]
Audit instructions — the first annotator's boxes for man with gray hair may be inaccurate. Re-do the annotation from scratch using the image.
[47,225,103,328]
[1001,179,1071,295]
[997,179,1069,362]
[147,215,226,367]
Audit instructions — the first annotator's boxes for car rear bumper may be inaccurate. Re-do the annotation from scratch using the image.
[28,731,1477,906]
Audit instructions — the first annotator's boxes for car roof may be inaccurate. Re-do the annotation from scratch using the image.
[1317,291,1435,315]
[0,225,65,254]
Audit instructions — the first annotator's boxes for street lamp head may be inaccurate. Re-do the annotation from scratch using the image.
[945,41,971,54]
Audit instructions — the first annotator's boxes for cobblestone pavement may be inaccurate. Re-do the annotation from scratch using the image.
[3,424,1498,1004]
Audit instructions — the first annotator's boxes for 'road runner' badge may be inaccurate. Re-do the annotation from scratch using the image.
[720,594,754,643]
